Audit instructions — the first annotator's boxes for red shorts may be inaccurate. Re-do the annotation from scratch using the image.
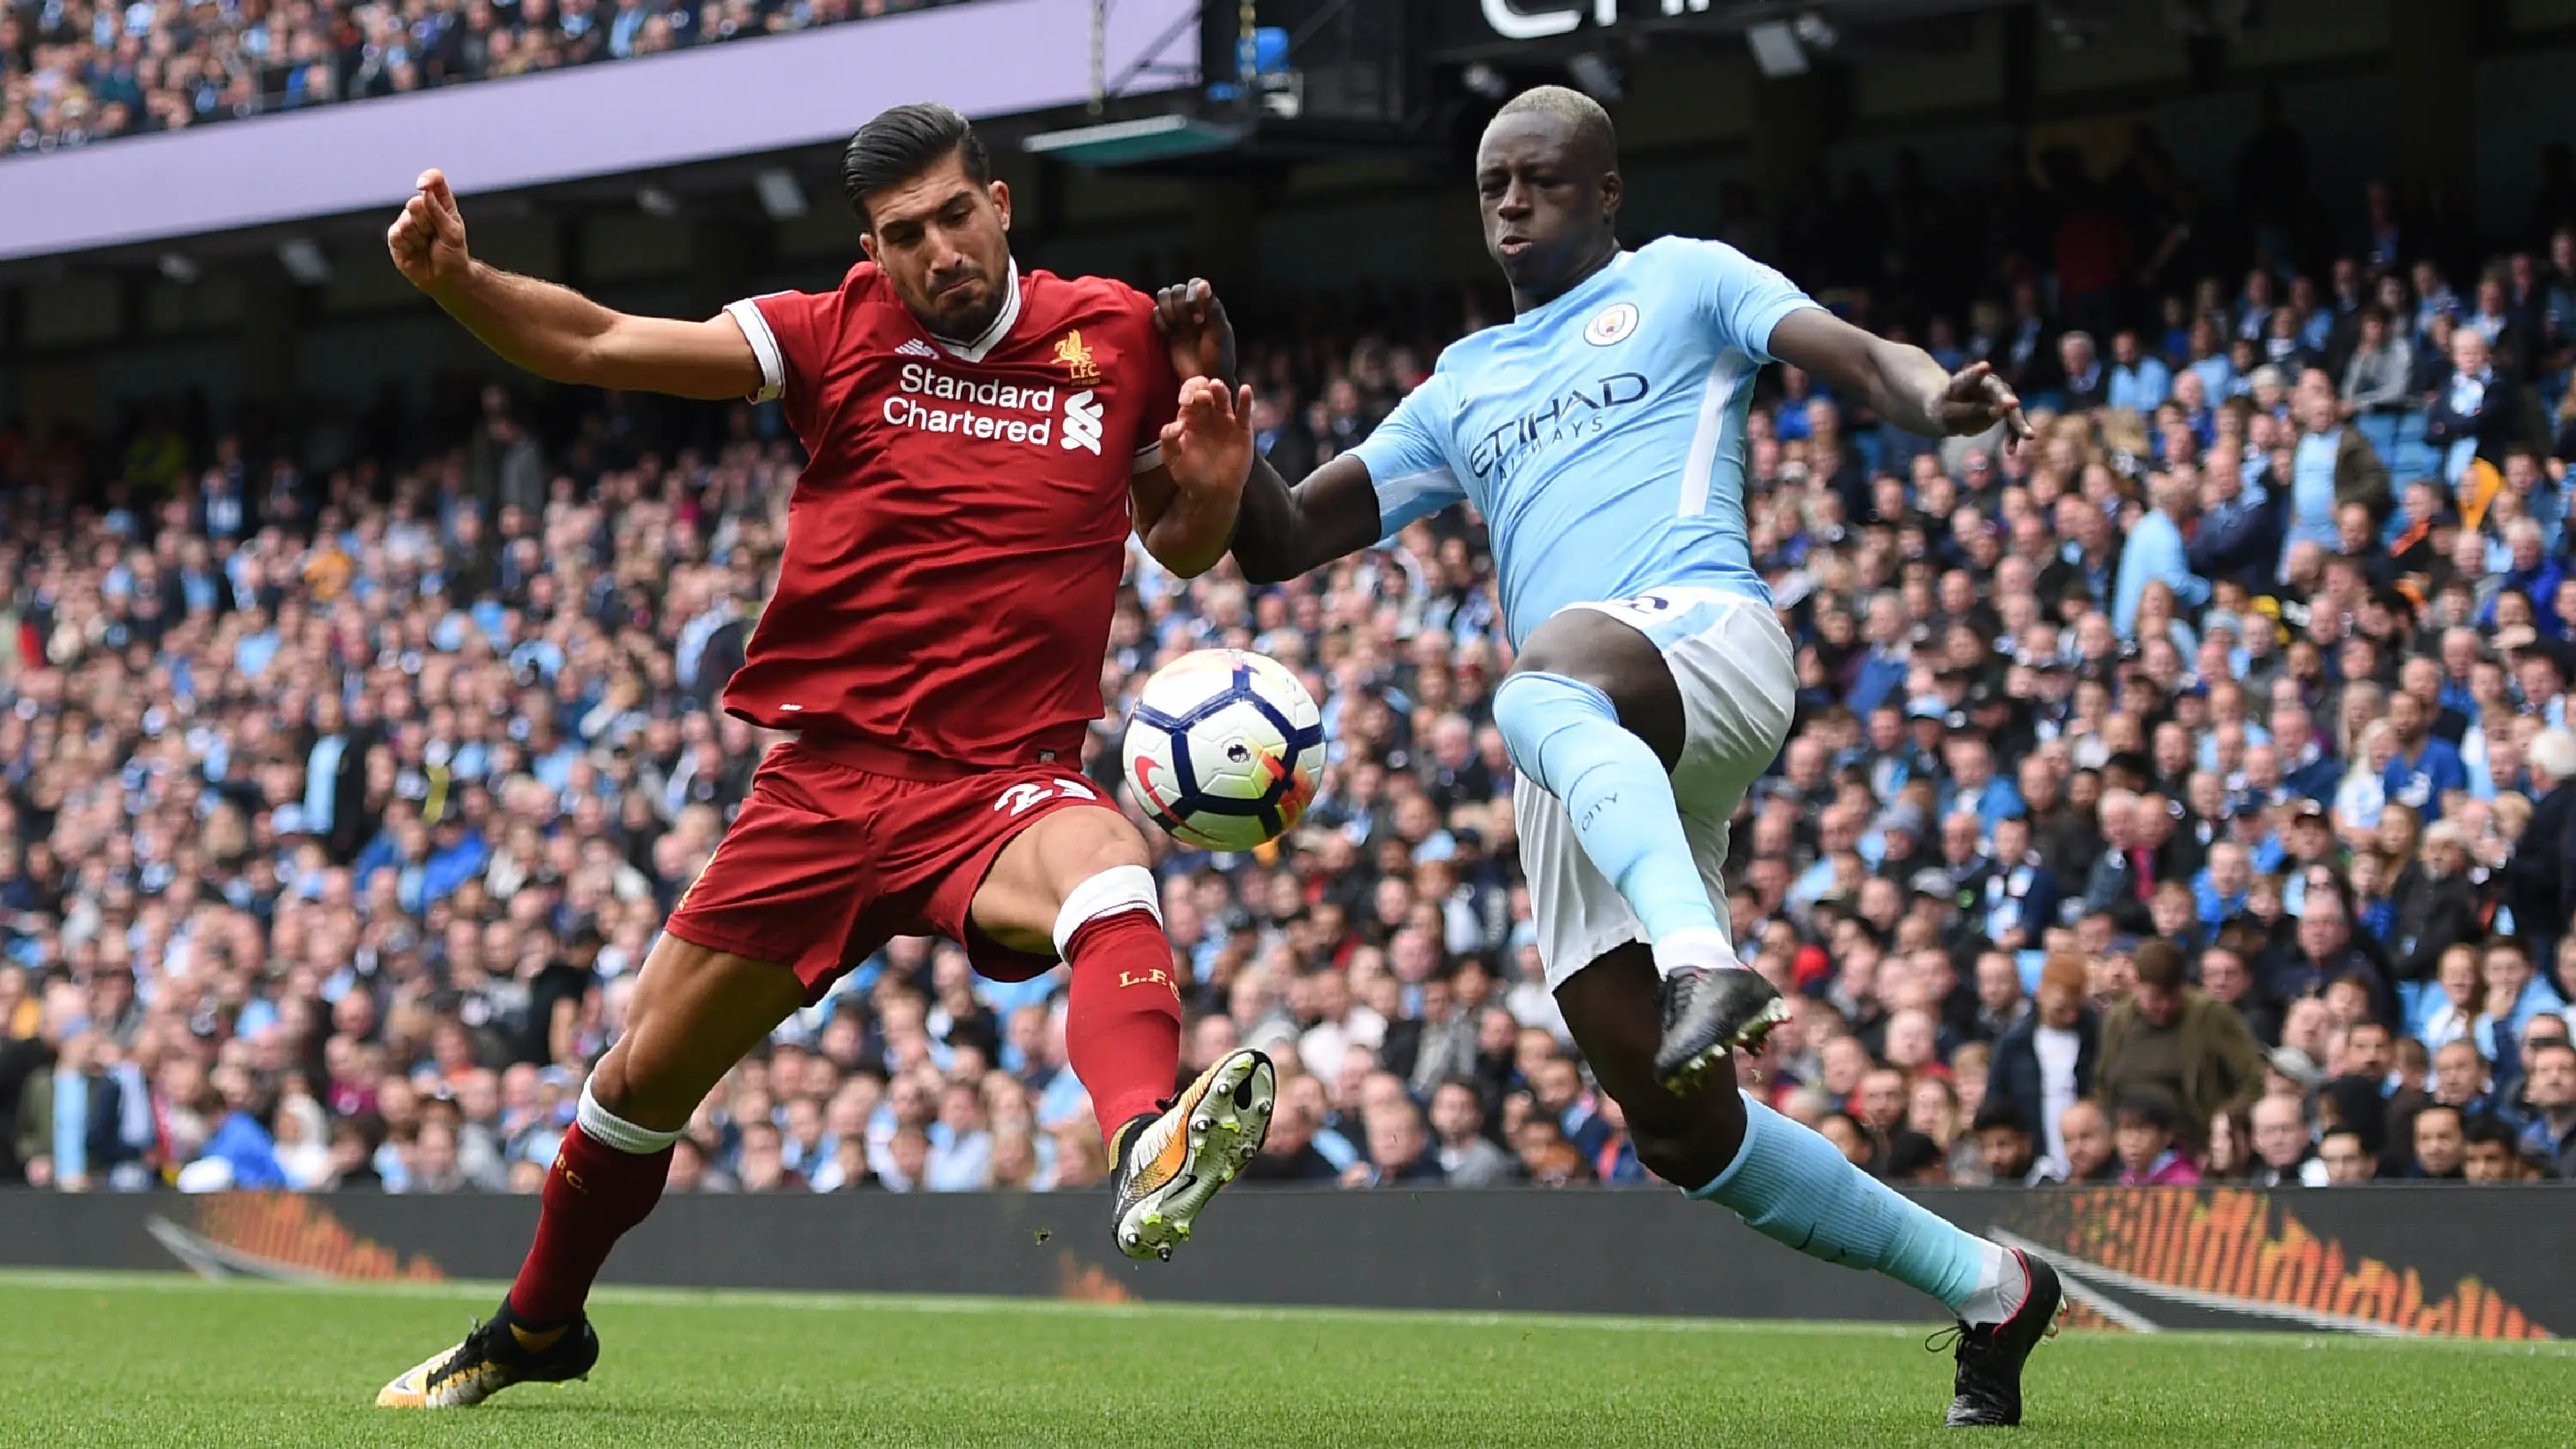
[663,734,1116,1002]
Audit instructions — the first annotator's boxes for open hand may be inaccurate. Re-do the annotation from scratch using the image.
[1935,362,2031,447]
[1159,376,1255,502]
[1151,277,1236,383]
[386,168,472,295]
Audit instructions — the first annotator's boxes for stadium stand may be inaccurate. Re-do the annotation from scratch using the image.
[0,0,962,152]
[4,1,2576,1209]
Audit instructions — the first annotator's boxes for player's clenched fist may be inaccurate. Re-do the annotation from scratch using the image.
[1151,277,1236,384]
[386,169,472,295]
[1159,376,1255,502]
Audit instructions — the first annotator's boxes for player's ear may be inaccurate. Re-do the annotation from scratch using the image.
[858,229,878,263]
[1599,167,1622,226]
[989,179,1012,233]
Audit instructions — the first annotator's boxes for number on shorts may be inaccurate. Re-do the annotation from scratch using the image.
[994,778,1097,815]
[1598,592,1674,626]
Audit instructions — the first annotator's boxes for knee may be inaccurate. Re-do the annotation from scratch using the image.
[1492,670,1615,780]
[1630,1129,1714,1190]
[1620,1096,1744,1190]
[1042,807,1151,888]
[586,1044,690,1135]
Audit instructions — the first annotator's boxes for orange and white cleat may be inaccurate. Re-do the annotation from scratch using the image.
[375,1312,598,1409]
[1109,1048,1276,1263]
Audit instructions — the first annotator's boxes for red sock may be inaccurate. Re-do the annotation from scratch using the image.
[505,1123,672,1327]
[1064,910,1185,1144]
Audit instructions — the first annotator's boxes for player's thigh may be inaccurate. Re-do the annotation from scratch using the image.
[967,798,1153,957]
[663,745,878,995]
[1662,594,1798,810]
[1507,605,1686,770]
[591,933,808,1133]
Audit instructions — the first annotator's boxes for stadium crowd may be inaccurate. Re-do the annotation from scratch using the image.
[5,116,2576,1202]
[0,0,951,153]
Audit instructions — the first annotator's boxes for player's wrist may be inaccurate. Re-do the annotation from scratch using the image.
[427,257,483,306]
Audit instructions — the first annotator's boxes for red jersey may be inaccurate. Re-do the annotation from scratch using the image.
[722,261,1179,767]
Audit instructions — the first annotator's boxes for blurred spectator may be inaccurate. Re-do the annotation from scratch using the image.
[2111,1093,2201,1185]
[1242,1074,1340,1184]
[1343,1097,1440,1188]
[1426,1079,1510,1188]
[1989,955,2099,1176]
[1967,1099,2035,1186]
[2049,1099,2117,1184]
[2406,1102,2468,1181]
[2461,1117,2529,1182]
[2425,329,2525,478]
[2095,941,2264,1144]
[2518,1039,2576,1177]
[2250,1093,2328,1187]
[2319,1128,2379,1184]
[2202,1104,2256,1184]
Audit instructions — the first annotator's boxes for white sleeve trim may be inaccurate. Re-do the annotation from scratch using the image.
[1370,466,1464,539]
[724,298,786,403]
[1750,299,1829,366]
[1131,439,1164,475]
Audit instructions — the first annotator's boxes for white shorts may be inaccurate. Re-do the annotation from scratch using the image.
[1516,586,1797,990]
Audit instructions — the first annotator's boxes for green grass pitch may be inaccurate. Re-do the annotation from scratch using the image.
[3,1269,2567,1447]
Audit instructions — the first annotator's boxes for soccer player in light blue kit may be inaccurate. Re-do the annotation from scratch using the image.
[1145,86,2065,1426]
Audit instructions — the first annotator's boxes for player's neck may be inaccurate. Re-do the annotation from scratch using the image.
[1510,240,1623,316]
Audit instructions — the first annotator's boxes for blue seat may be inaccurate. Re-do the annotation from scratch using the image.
[2358,411,2401,469]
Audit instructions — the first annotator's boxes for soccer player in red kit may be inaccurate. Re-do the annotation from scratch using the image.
[374,103,1274,1409]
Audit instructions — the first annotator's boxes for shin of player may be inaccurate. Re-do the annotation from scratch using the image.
[987,814,1275,1263]
[1054,862,1185,1145]
[507,1087,680,1329]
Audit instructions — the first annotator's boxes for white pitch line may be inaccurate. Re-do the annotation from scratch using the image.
[3,1268,2567,1356]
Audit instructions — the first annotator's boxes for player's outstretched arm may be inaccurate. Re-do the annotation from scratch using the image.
[1227,453,1383,585]
[387,169,762,401]
[1137,379,1382,582]
[1768,308,2032,446]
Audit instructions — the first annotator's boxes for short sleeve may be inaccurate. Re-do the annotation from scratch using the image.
[725,289,837,407]
[1125,295,1184,477]
[1669,239,1819,365]
[1350,377,1467,540]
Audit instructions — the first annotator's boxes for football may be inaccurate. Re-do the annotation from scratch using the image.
[1121,649,1327,852]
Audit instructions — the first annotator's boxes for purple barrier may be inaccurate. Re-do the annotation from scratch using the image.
[0,0,1196,263]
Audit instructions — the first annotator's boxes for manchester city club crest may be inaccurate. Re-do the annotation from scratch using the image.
[1584,301,1638,346]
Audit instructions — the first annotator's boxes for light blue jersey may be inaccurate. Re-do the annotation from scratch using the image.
[1352,236,1816,647]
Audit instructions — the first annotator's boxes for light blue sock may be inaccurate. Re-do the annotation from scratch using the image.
[1493,671,1722,946]
[1690,1092,2011,1320]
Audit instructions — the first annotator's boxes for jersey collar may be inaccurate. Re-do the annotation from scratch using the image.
[1516,247,1631,326]
[930,259,1022,363]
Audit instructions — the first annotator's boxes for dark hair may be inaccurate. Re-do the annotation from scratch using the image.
[2463,1114,2517,1149]
[840,102,989,229]
[1970,1099,2027,1136]
[2133,939,2187,992]
[1881,1129,1946,1179]
[2116,1092,2178,1132]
